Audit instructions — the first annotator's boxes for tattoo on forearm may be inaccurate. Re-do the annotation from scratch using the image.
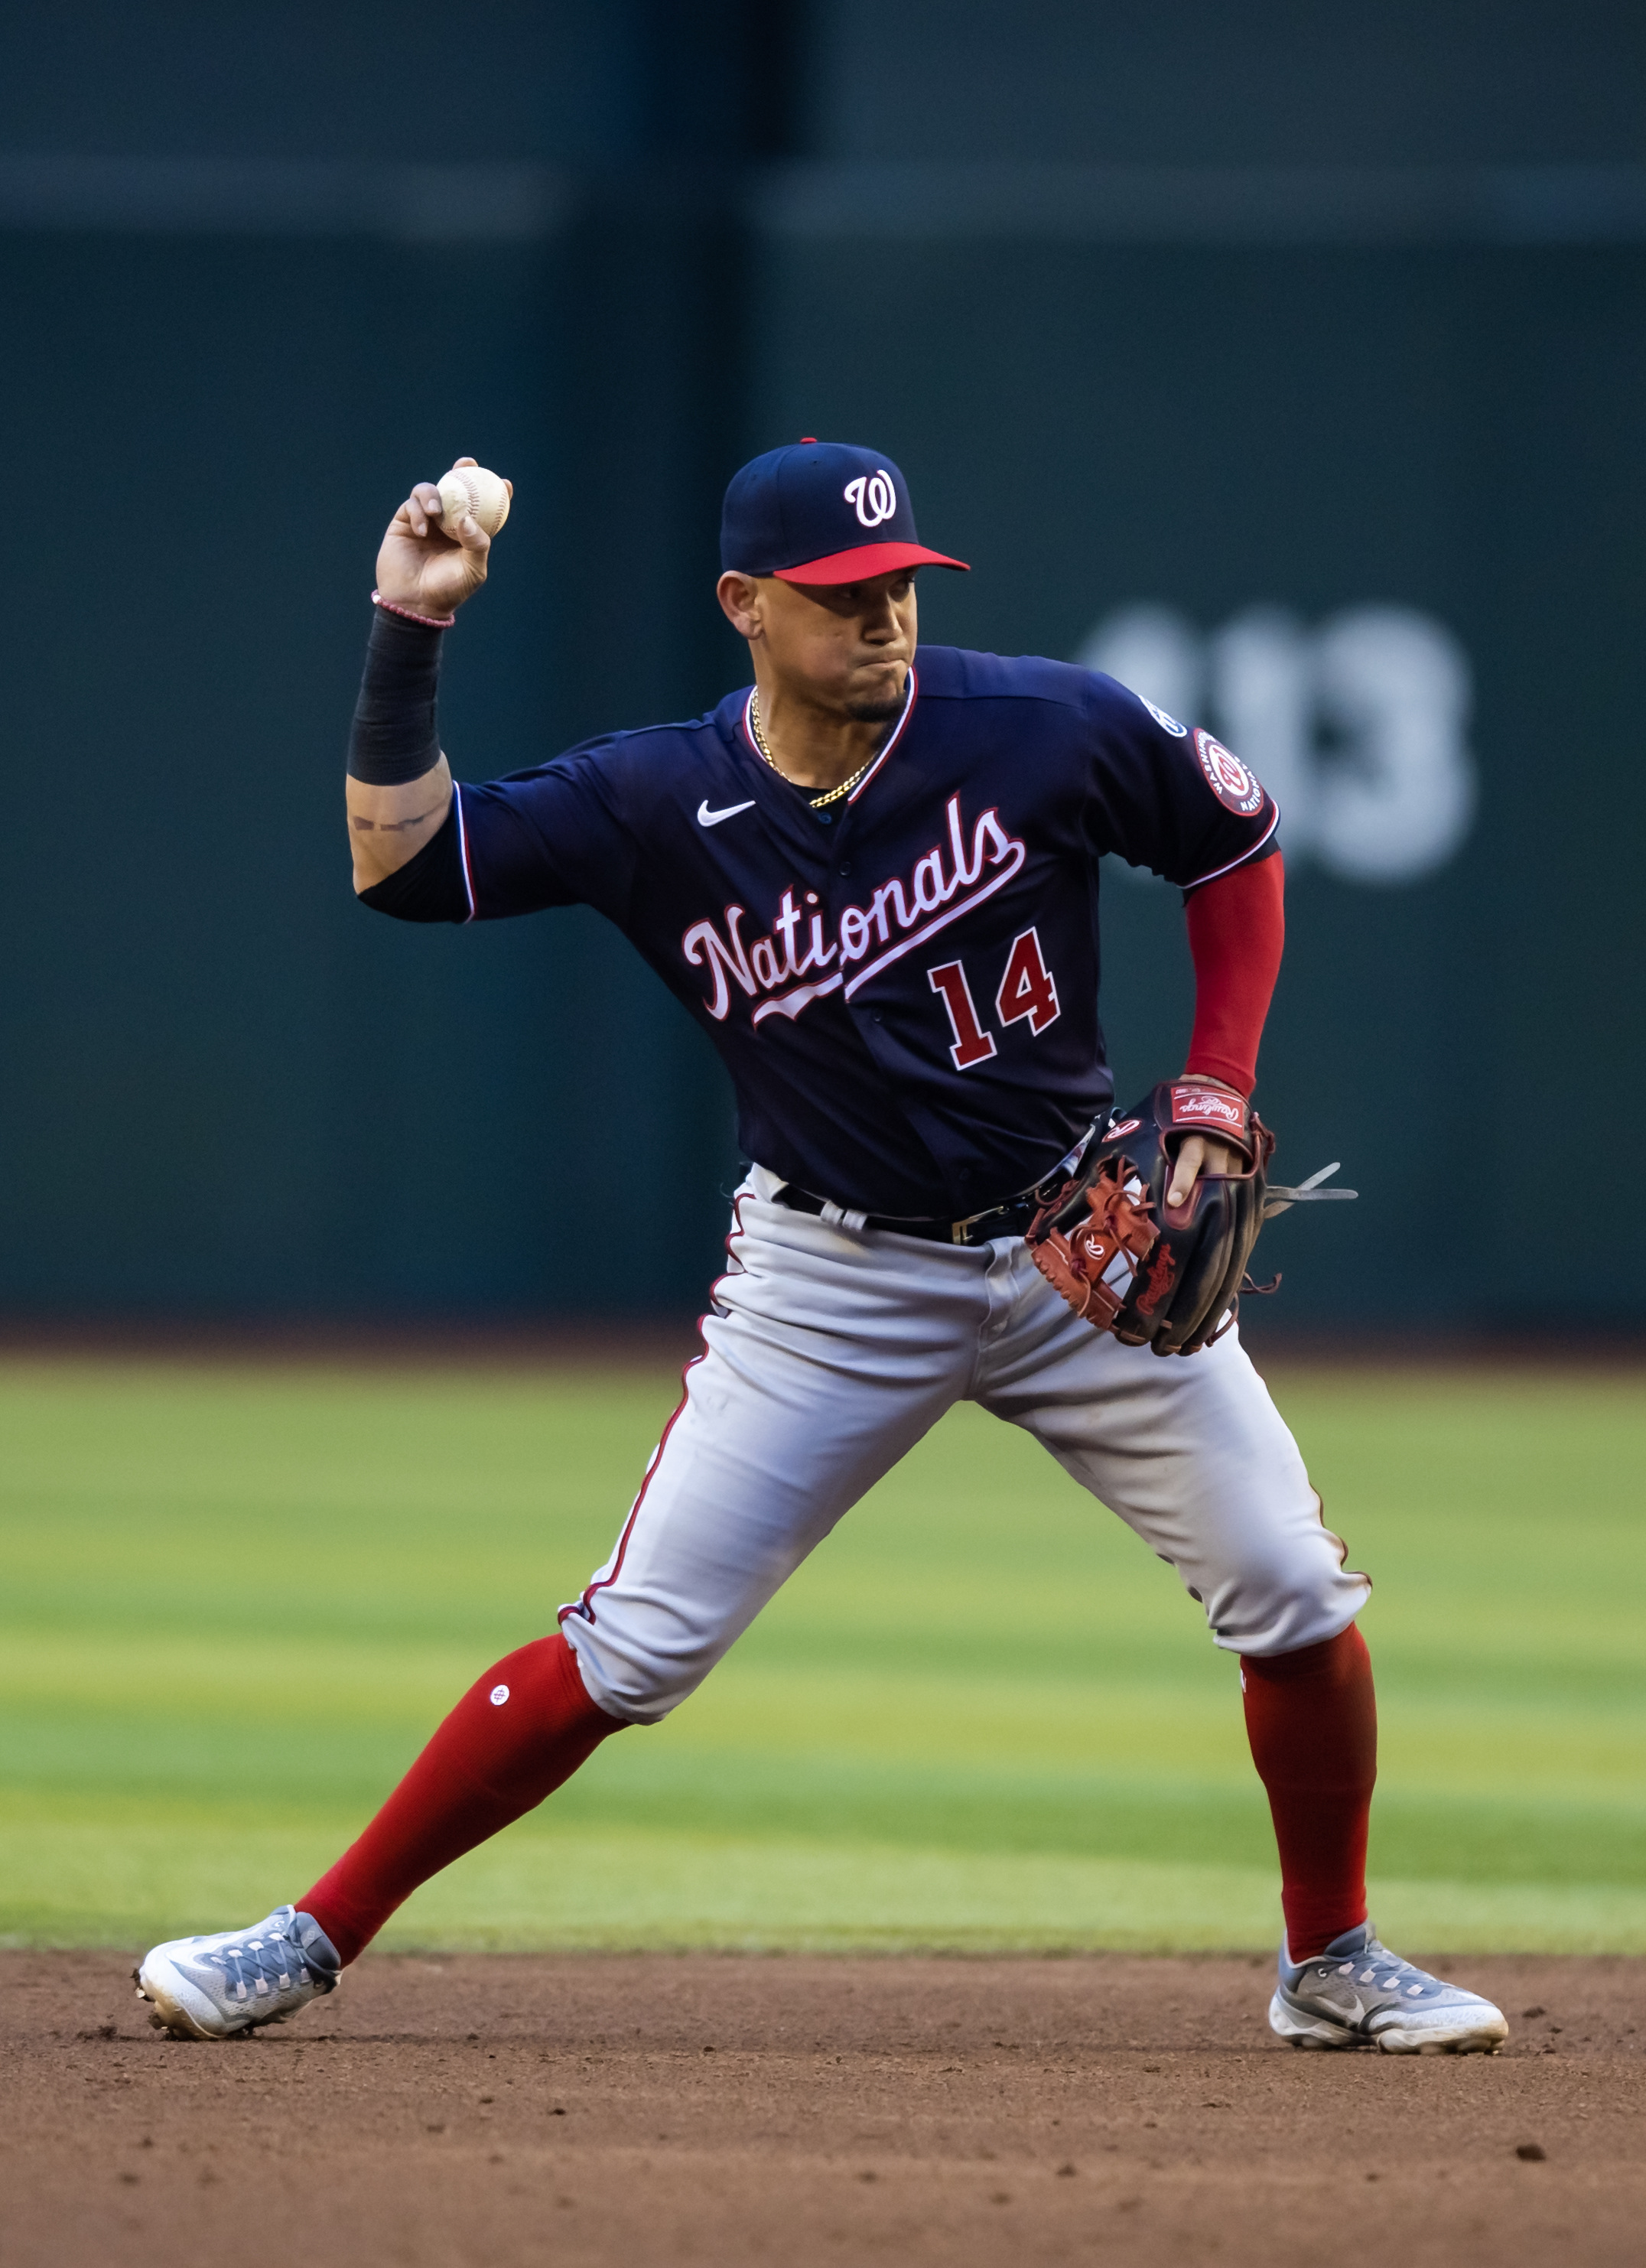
[350,800,443,835]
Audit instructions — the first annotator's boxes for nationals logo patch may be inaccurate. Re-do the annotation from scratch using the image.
[1193,727,1266,816]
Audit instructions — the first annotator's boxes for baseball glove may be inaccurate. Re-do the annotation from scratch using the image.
[1026,1082,1277,1356]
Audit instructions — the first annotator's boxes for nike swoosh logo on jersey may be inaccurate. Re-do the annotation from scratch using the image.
[698,798,756,828]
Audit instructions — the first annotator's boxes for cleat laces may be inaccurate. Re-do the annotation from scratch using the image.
[1301,1935,1454,2013]
[1351,1941,1445,2003]
[201,1924,316,2005]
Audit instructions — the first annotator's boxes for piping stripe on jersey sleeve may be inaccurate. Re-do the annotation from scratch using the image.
[452,779,477,922]
[1179,799,1280,894]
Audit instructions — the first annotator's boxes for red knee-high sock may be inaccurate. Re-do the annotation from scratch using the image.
[1241,1624,1377,1961]
[298,1632,621,1965]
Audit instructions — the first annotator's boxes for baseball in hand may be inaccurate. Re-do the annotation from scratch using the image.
[437,462,511,539]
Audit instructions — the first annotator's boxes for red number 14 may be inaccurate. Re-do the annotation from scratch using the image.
[928,929,1060,1069]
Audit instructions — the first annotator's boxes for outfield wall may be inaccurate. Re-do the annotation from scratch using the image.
[0,8,1641,1326]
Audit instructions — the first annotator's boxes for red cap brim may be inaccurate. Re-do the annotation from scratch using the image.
[772,541,970,586]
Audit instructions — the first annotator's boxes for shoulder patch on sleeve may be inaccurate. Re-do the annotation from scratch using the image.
[1193,727,1266,816]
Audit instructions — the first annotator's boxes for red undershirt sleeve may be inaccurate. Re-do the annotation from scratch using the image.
[1182,851,1285,1098]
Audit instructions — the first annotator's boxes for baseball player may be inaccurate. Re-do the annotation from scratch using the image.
[137,441,1506,2055]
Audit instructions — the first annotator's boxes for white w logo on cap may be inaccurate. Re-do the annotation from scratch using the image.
[844,471,897,528]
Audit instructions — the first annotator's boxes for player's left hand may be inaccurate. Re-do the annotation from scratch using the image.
[1028,1079,1275,1355]
[1164,1075,1246,1214]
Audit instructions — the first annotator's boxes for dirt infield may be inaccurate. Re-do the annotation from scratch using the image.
[3,1952,1642,2267]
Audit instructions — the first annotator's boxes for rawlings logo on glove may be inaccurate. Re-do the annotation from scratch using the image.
[1023,1154,1158,1330]
[1168,1083,1246,1133]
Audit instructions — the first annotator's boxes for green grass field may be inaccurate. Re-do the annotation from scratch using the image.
[1,1355,1641,1954]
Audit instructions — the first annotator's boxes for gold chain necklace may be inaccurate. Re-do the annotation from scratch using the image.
[749,692,877,810]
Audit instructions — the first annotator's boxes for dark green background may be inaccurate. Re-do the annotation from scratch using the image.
[1,4,1640,1326]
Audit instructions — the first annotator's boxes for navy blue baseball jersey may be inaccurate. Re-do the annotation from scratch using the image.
[364,647,1277,1218]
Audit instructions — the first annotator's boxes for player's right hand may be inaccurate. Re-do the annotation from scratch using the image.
[374,457,511,618]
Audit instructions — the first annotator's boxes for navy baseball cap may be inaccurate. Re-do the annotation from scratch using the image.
[720,439,969,585]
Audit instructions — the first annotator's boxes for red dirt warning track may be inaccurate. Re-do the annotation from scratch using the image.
[2,1951,1642,2267]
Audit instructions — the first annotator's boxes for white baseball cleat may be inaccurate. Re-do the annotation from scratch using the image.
[135,1905,340,2039]
[1270,1921,1508,2054]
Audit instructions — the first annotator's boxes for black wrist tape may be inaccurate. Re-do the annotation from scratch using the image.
[346,607,446,786]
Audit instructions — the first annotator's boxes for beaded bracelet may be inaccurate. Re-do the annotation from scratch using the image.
[371,590,457,630]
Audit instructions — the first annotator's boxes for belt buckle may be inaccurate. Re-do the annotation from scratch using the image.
[951,1200,1009,1246]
